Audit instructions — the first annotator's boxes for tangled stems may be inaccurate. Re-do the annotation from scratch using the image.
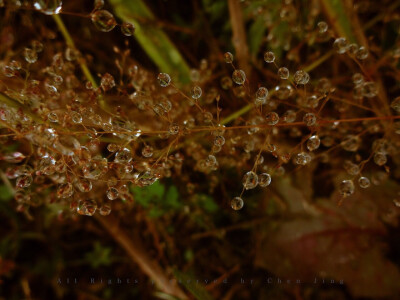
[0,0,399,218]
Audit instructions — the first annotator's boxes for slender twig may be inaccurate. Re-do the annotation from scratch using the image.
[228,0,250,74]
[52,15,115,115]
[52,15,97,88]
[95,215,188,300]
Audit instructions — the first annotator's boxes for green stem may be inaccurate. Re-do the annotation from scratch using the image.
[221,104,252,125]
[304,50,334,73]
[52,15,98,88]
[53,15,114,114]
[109,0,191,84]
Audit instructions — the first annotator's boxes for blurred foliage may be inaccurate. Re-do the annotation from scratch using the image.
[131,181,182,218]
[109,0,191,83]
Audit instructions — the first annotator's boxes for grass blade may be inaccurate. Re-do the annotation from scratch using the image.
[109,0,191,84]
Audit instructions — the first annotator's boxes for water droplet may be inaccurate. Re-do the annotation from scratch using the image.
[343,160,359,175]
[55,136,80,156]
[358,176,370,188]
[214,135,225,146]
[275,84,294,100]
[341,135,361,152]
[316,78,332,94]
[91,10,117,32]
[352,73,364,85]
[373,153,387,166]
[307,135,320,151]
[191,86,202,99]
[231,197,244,210]
[24,48,38,64]
[83,158,107,179]
[317,21,328,33]
[8,60,21,71]
[391,97,400,112]
[16,175,33,189]
[278,67,289,79]
[212,144,222,153]
[282,110,296,123]
[106,187,119,200]
[356,46,368,60]
[361,82,378,98]
[265,112,279,125]
[157,73,171,87]
[333,37,349,54]
[86,81,93,90]
[339,180,354,197]
[294,70,310,85]
[70,111,82,124]
[242,171,258,190]
[348,43,358,55]
[264,51,275,63]
[232,69,246,85]
[255,87,268,105]
[47,112,59,123]
[114,148,132,164]
[169,123,179,135]
[76,178,92,192]
[306,95,319,108]
[94,0,104,9]
[57,183,74,198]
[32,40,44,53]
[99,204,111,215]
[33,0,62,15]
[100,73,115,92]
[220,76,233,89]
[121,22,135,36]
[303,113,316,126]
[65,47,79,61]
[79,199,98,216]
[190,69,200,82]
[224,52,233,63]
[259,173,272,187]
[142,145,153,158]
[4,152,25,163]
[205,155,217,168]
[119,184,128,194]
[294,152,312,165]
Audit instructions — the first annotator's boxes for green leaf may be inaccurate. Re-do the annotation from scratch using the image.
[85,242,113,269]
[320,0,357,43]
[131,181,165,207]
[248,16,268,57]
[165,185,180,208]
[0,185,13,202]
[184,249,194,262]
[148,207,164,218]
[131,181,182,217]
[197,194,218,213]
[109,0,191,84]
[202,0,226,23]
[173,270,214,300]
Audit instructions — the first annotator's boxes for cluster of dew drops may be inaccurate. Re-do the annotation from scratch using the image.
[220,22,399,211]
[0,0,136,35]
[0,0,138,217]
[158,41,400,211]
[0,2,400,217]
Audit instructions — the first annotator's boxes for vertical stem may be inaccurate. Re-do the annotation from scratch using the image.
[53,15,115,115]
[52,15,98,88]
[228,0,250,75]
[95,215,188,299]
